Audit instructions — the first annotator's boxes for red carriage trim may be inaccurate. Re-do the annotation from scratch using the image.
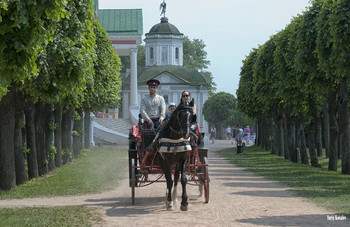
[132,125,141,141]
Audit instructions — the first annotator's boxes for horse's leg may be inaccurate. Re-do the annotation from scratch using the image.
[180,159,188,211]
[173,163,181,205]
[164,165,174,211]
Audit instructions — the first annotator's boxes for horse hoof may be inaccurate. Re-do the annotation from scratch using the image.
[166,201,174,211]
[180,205,188,211]
[173,198,178,205]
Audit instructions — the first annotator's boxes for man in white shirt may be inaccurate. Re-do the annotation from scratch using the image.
[140,79,166,129]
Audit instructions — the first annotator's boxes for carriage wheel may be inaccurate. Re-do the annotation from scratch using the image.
[131,159,136,205]
[203,157,209,203]
[128,141,137,186]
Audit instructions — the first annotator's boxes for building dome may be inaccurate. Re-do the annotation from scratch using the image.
[146,17,183,35]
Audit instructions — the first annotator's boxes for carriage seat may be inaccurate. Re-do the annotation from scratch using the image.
[158,137,191,153]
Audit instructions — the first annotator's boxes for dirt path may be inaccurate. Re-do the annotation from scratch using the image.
[1,140,349,226]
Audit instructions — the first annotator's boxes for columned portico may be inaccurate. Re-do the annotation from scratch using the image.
[130,48,138,107]
[110,40,140,124]
[129,48,139,124]
[97,8,143,124]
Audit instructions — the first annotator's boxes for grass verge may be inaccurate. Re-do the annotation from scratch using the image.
[0,146,128,226]
[0,206,103,226]
[0,146,128,199]
[217,145,350,216]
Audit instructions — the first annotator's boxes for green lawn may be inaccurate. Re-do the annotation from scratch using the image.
[0,146,128,199]
[0,206,103,226]
[0,146,128,226]
[217,146,350,216]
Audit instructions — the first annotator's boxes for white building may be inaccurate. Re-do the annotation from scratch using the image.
[120,16,210,133]
[96,2,210,137]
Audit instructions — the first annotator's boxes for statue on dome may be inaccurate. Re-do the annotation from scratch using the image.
[160,0,166,17]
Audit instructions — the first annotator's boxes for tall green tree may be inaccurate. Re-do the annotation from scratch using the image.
[203,92,236,139]
[0,0,66,190]
[23,0,96,171]
[316,0,339,171]
[183,36,210,71]
[291,2,325,168]
[237,49,260,119]
[82,18,122,148]
[183,36,216,93]
[318,0,350,173]
[0,0,67,96]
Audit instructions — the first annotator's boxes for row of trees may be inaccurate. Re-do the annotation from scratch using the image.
[0,0,122,190]
[236,0,350,173]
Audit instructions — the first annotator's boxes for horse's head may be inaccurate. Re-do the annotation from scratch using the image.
[175,98,194,139]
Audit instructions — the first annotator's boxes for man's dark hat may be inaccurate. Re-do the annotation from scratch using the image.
[147,79,160,87]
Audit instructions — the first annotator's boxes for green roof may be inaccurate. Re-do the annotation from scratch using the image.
[98,9,143,35]
[123,66,210,87]
[146,17,182,36]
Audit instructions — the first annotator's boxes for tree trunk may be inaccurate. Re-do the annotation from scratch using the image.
[14,93,28,185]
[73,109,83,157]
[282,106,292,160]
[84,110,91,148]
[35,102,48,176]
[270,114,277,155]
[0,88,16,190]
[261,116,269,151]
[297,113,308,165]
[62,108,73,165]
[328,89,338,171]
[46,109,55,171]
[257,119,262,146]
[339,82,350,174]
[283,118,289,160]
[308,117,321,168]
[216,121,224,140]
[54,107,63,168]
[316,116,323,157]
[277,118,284,157]
[322,101,330,158]
[25,101,39,179]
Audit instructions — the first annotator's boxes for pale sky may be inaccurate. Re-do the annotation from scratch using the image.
[99,0,311,95]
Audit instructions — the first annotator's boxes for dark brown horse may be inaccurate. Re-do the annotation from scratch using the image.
[153,99,195,211]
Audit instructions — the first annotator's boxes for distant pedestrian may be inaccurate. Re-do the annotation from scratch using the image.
[225,126,232,140]
[235,125,243,146]
[210,127,216,144]
[231,126,236,144]
[252,133,256,144]
[244,126,251,145]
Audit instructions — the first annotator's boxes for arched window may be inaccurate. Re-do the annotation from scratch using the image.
[175,47,179,60]
[162,46,167,64]
[150,47,154,59]
[163,94,169,104]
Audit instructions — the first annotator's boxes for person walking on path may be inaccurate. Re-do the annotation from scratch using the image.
[244,126,251,145]
[231,126,236,144]
[210,127,216,144]
[235,125,243,146]
[225,126,232,140]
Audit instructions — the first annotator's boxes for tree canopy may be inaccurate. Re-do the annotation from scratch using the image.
[236,0,350,173]
[0,0,67,98]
